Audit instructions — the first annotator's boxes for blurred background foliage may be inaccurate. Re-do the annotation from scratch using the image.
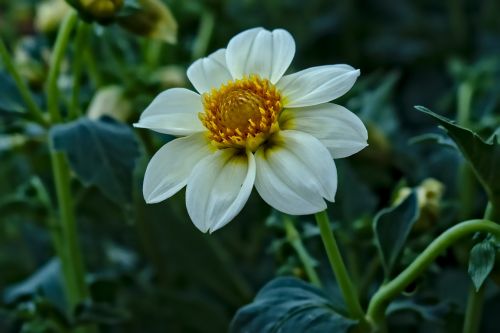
[0,0,499,332]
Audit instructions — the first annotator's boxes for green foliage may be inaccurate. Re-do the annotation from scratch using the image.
[230,277,356,333]
[468,238,497,291]
[374,191,419,277]
[49,117,140,205]
[417,106,500,217]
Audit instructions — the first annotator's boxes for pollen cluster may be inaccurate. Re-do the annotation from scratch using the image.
[200,75,282,151]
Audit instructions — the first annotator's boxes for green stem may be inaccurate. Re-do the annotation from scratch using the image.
[69,21,90,120]
[46,10,78,123]
[463,285,485,333]
[283,216,322,288]
[366,219,500,330]
[457,81,476,220]
[0,38,48,126]
[315,211,366,323]
[462,202,497,333]
[191,10,215,60]
[50,151,89,306]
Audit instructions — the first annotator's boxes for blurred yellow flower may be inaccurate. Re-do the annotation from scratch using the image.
[135,28,367,232]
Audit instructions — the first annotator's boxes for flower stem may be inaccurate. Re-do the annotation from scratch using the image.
[46,11,95,332]
[366,219,500,330]
[0,38,48,126]
[315,211,366,323]
[463,284,485,333]
[47,10,78,123]
[50,151,89,307]
[283,216,322,288]
[69,21,90,120]
[462,202,497,333]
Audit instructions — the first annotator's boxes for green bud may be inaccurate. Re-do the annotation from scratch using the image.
[117,0,177,44]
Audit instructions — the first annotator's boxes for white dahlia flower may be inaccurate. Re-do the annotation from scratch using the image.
[135,27,368,233]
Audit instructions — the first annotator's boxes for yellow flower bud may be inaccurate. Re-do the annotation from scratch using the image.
[87,86,131,122]
[35,0,71,33]
[151,65,186,88]
[79,0,124,21]
[393,178,445,230]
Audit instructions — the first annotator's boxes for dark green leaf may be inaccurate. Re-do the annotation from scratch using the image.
[387,298,451,322]
[49,117,140,205]
[230,277,356,333]
[468,239,496,291]
[0,72,26,115]
[374,191,419,276]
[3,258,65,310]
[416,106,500,213]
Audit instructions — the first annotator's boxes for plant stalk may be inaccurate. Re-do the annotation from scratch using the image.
[283,216,322,287]
[0,38,48,126]
[366,219,500,330]
[315,211,367,325]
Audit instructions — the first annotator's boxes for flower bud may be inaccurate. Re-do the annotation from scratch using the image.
[35,0,72,33]
[393,178,445,230]
[117,0,177,44]
[87,86,131,122]
[151,65,186,88]
[66,0,124,23]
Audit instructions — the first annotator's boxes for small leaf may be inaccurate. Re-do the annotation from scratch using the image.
[50,117,140,205]
[416,106,500,212]
[374,191,419,276]
[230,277,356,333]
[468,239,496,291]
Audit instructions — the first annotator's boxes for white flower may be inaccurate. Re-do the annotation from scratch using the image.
[135,27,368,233]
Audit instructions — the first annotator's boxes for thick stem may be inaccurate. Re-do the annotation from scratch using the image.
[366,219,500,329]
[315,211,366,324]
[46,10,78,123]
[0,38,48,126]
[283,216,322,288]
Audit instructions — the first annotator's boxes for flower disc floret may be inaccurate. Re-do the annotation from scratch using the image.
[200,75,282,151]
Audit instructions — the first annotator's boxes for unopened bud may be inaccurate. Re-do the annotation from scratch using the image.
[35,0,72,33]
[87,86,131,122]
[66,0,124,23]
[393,178,445,230]
[117,0,177,44]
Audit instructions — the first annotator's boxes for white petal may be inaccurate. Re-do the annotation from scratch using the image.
[134,88,205,136]
[143,133,213,203]
[187,49,233,94]
[277,65,360,108]
[225,28,295,83]
[186,149,256,233]
[254,130,337,215]
[280,103,368,158]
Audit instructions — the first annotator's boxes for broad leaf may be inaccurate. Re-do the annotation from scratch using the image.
[374,191,419,276]
[230,277,356,333]
[468,239,496,291]
[50,117,139,205]
[416,106,500,213]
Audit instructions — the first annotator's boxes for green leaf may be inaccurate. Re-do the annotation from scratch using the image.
[387,298,451,322]
[0,72,26,115]
[468,239,496,291]
[50,117,139,205]
[230,277,356,333]
[374,191,419,276]
[416,106,500,214]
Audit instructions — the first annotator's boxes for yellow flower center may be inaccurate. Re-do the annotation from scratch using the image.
[200,75,282,151]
